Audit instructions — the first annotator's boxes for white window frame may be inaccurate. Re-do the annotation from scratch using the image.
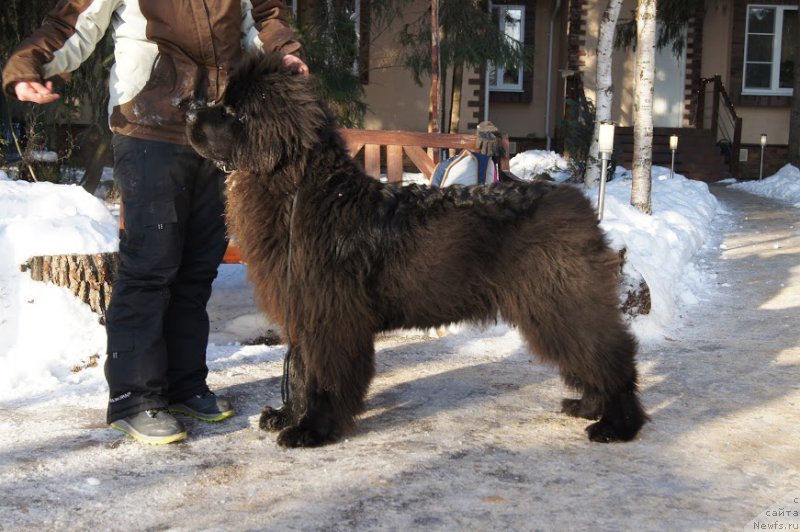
[489,5,525,92]
[742,4,797,96]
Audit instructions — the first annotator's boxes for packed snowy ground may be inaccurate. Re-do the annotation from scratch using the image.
[2,153,800,529]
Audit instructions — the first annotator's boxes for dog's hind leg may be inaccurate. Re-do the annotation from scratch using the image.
[517,313,647,442]
[505,236,648,443]
[557,329,635,423]
[562,327,648,443]
[276,328,376,448]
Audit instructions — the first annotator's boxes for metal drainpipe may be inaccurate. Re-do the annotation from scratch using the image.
[545,0,562,151]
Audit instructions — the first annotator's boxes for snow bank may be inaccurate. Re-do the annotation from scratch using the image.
[509,150,571,181]
[590,166,719,339]
[730,164,800,207]
[0,180,118,400]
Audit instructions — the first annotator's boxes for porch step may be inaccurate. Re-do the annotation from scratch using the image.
[614,127,731,183]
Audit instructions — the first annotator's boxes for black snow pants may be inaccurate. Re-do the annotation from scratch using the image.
[105,134,228,424]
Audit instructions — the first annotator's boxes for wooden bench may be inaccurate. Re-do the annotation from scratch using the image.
[122,129,510,264]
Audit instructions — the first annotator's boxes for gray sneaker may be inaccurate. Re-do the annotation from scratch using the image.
[110,409,187,445]
[169,391,234,422]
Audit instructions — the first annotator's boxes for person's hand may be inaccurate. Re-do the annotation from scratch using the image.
[282,54,309,76]
[14,81,61,104]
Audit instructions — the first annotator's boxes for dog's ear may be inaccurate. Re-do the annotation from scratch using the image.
[225,53,330,175]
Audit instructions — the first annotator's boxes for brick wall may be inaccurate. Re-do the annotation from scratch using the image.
[684,7,706,126]
[566,0,587,73]
[465,71,484,131]
[736,144,790,180]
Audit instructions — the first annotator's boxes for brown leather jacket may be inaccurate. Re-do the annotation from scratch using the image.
[2,0,302,144]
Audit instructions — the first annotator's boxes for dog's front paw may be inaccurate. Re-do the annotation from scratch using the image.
[276,424,340,448]
[586,419,621,443]
[585,417,639,443]
[259,405,293,432]
[561,397,602,420]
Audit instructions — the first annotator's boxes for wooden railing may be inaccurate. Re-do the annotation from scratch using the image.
[693,75,743,176]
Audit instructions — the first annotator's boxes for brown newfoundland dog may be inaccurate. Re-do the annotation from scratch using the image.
[186,52,647,448]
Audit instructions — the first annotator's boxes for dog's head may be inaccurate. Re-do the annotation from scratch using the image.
[185,101,242,171]
[186,52,329,175]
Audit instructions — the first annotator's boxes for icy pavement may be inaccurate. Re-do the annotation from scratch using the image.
[1,184,799,530]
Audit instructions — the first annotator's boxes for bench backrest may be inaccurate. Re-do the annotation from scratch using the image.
[339,129,510,183]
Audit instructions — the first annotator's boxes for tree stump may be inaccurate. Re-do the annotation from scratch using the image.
[20,252,119,320]
[618,248,651,318]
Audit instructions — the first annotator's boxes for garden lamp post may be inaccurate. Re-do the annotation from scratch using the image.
[669,134,678,179]
[597,121,615,221]
[759,134,767,180]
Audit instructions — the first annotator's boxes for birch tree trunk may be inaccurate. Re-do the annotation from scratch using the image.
[449,62,464,134]
[631,0,656,215]
[584,0,624,187]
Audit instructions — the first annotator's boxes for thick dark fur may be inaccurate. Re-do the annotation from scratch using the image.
[186,52,648,447]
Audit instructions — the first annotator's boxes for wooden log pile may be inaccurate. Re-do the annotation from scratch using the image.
[20,252,119,319]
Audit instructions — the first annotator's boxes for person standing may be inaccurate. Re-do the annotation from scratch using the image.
[2,0,307,445]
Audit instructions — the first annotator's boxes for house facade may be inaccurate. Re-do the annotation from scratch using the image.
[312,0,794,179]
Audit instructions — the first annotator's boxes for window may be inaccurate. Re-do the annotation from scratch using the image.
[489,5,525,92]
[743,4,797,95]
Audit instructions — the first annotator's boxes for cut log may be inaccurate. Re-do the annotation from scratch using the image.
[618,248,651,318]
[20,252,119,320]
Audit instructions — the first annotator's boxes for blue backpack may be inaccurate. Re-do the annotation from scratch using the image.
[430,150,497,187]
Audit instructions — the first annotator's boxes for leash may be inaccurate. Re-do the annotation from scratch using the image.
[281,191,300,405]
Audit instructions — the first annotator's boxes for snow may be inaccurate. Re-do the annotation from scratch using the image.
[0,178,118,400]
[729,163,800,207]
[29,150,59,163]
[509,149,572,181]
[1,155,799,528]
